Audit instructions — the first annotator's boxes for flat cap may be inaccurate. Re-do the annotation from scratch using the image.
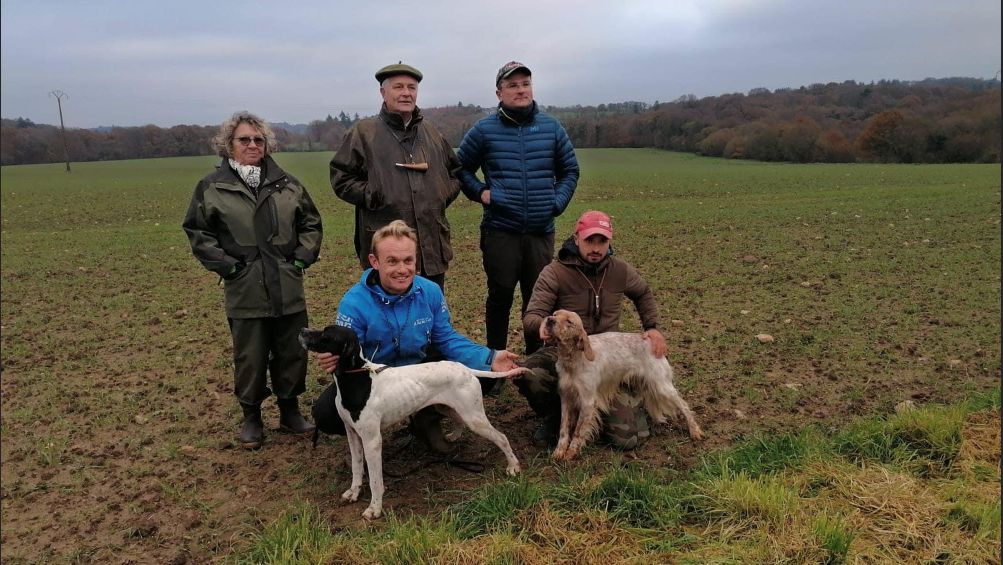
[375,63,423,83]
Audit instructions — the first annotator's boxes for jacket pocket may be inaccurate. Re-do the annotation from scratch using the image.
[223,259,268,315]
[436,218,453,263]
[277,259,306,313]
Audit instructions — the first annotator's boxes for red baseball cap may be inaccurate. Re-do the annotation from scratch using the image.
[575,210,613,239]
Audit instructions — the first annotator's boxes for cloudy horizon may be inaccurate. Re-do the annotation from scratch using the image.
[1,0,999,129]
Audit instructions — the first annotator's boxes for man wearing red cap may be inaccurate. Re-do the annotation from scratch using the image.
[519,210,667,449]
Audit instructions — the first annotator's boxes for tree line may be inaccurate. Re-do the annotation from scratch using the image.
[2,77,999,166]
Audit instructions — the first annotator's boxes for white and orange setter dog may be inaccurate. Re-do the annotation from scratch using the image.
[545,310,703,461]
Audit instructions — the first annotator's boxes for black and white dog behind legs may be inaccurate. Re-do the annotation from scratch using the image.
[299,324,525,520]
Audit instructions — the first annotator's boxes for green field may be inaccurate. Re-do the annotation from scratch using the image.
[1,149,999,562]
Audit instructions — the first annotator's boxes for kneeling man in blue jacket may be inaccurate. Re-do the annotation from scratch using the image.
[315,219,521,452]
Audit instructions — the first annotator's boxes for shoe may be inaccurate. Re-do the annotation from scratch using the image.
[239,404,264,449]
[532,414,560,448]
[277,397,316,435]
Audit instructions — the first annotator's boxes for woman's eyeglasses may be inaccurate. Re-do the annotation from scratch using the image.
[235,136,266,147]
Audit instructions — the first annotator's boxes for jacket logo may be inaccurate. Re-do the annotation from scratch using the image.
[529,125,540,133]
[412,316,433,326]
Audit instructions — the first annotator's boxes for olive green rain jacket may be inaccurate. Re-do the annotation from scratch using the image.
[183,156,323,318]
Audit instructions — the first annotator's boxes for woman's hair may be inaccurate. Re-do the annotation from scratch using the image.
[370,220,418,256]
[211,111,278,157]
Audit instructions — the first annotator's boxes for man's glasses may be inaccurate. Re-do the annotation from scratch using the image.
[501,80,532,90]
[235,136,266,147]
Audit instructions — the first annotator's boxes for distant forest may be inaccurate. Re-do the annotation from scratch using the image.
[2,77,999,166]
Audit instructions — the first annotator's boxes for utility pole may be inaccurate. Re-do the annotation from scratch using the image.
[49,90,71,172]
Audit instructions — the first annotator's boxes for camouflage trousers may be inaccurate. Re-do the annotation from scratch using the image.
[514,347,650,450]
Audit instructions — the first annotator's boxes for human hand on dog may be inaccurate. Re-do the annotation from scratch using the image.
[643,329,667,358]
[315,352,340,374]
[491,350,520,374]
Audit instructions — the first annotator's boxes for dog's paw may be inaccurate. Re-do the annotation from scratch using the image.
[690,426,705,441]
[362,506,382,521]
[551,446,567,461]
[506,462,521,476]
[341,487,360,503]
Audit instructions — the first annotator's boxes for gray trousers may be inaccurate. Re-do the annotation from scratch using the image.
[228,310,309,406]
[479,228,554,354]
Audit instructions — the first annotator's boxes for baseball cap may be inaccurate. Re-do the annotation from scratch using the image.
[496,61,531,86]
[575,211,613,239]
[375,62,423,83]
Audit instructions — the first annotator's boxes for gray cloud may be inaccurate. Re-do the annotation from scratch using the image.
[1,0,999,128]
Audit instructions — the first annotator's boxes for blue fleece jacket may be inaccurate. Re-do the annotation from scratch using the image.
[457,102,579,234]
[335,269,494,369]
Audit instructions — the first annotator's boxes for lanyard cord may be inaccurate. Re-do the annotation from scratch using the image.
[574,266,608,325]
[380,117,422,164]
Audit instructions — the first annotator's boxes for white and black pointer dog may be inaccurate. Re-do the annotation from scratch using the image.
[546,310,704,462]
[299,325,525,520]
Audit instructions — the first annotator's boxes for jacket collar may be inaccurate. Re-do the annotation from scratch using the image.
[379,105,423,131]
[362,268,419,303]
[215,155,286,194]
[557,235,614,274]
[497,100,539,126]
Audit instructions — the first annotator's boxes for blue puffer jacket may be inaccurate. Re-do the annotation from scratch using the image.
[335,269,494,370]
[457,102,579,234]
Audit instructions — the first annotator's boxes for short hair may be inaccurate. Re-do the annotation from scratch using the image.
[211,111,278,158]
[370,220,418,256]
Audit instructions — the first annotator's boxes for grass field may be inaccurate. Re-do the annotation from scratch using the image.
[1,149,999,563]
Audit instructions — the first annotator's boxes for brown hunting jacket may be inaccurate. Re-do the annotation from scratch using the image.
[330,106,462,276]
[523,237,661,337]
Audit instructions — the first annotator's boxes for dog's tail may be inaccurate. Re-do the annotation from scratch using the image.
[470,367,530,380]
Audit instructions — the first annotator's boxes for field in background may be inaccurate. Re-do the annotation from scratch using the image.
[1,149,999,562]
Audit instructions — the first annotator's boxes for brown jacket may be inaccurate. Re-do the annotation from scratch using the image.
[523,237,660,337]
[330,106,462,276]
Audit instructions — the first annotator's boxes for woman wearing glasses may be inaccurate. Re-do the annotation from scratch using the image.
[183,111,323,449]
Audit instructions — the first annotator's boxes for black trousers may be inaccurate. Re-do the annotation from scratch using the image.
[228,310,309,407]
[479,228,554,354]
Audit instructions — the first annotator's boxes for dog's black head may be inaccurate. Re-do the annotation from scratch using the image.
[299,325,361,360]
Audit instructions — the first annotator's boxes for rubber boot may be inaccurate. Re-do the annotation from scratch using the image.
[410,408,454,455]
[532,413,560,448]
[239,403,264,450]
[278,397,316,435]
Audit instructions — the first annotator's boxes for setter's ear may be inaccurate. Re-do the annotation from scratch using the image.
[577,326,595,362]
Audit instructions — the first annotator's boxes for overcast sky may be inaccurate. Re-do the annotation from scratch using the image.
[1,0,999,128]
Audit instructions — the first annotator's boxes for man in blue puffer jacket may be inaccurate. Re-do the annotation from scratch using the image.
[457,61,579,393]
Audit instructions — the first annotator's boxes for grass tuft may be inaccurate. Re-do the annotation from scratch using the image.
[235,502,337,565]
[696,426,824,479]
[585,464,685,529]
[448,476,541,538]
[812,513,855,564]
[693,466,799,525]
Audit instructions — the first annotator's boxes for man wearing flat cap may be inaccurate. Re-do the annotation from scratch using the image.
[330,63,462,290]
[457,61,580,393]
